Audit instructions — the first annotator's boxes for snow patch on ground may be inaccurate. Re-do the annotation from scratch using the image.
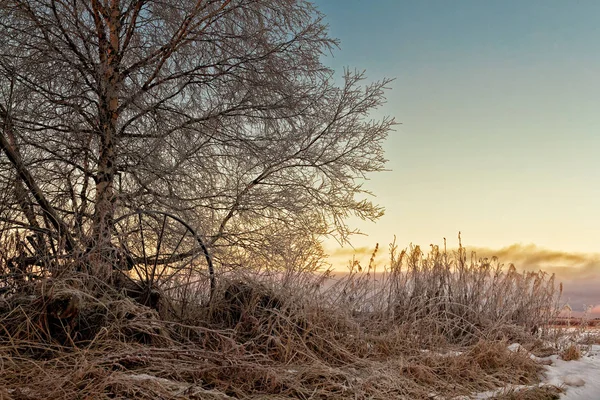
[465,342,600,399]
[543,344,600,399]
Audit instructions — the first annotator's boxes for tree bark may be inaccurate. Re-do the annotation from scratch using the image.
[89,0,122,279]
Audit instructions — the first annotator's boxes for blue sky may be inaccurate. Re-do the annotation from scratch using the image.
[315,1,600,254]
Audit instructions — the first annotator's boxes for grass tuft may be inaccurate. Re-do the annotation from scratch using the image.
[560,344,582,361]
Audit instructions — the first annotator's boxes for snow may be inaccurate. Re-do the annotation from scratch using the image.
[464,341,600,399]
[542,344,600,399]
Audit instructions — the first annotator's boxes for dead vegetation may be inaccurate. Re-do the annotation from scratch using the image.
[0,1,566,397]
[0,241,563,399]
[559,344,582,361]
[488,385,563,400]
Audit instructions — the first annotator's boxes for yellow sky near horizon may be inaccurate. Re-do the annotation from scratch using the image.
[327,241,600,273]
[325,241,600,312]
[316,1,600,261]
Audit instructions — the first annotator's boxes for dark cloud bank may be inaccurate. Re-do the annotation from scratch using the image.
[330,243,600,314]
[472,244,600,315]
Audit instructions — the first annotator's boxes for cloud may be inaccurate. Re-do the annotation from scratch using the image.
[328,245,380,260]
[590,305,600,315]
[327,242,600,313]
[469,243,597,269]
[461,244,600,313]
[469,244,600,282]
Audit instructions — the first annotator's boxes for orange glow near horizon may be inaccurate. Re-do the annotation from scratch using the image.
[325,241,600,313]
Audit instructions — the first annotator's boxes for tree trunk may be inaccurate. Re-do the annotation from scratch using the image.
[90,0,122,279]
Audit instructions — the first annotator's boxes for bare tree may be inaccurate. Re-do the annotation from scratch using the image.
[0,0,393,279]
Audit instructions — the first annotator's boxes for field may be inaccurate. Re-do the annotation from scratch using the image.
[0,242,587,399]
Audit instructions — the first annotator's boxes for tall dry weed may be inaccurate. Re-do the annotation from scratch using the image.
[0,236,562,399]
[326,236,562,346]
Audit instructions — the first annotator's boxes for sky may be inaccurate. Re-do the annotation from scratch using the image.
[314,0,600,257]
[313,1,600,310]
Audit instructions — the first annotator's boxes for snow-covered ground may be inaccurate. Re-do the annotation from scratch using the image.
[464,340,600,399]
[543,344,600,399]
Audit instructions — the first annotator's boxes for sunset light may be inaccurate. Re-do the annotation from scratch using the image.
[1,1,599,398]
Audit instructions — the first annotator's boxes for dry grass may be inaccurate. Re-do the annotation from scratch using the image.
[489,385,563,399]
[0,240,563,399]
[579,333,600,345]
[524,340,557,358]
[560,344,582,361]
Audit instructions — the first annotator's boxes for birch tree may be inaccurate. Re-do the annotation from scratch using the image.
[0,0,394,279]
